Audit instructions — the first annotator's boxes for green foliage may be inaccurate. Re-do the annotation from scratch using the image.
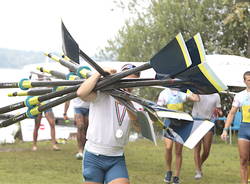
[99,0,249,60]
[0,48,44,68]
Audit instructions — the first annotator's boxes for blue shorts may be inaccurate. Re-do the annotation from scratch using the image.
[74,107,89,116]
[238,122,250,141]
[44,108,53,114]
[82,151,129,183]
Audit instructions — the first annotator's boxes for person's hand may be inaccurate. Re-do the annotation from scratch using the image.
[63,114,69,120]
[221,130,228,141]
[103,68,117,75]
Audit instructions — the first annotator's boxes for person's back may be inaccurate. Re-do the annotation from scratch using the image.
[192,93,222,180]
[192,93,221,120]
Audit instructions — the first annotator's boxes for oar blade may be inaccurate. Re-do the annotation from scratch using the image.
[176,62,228,94]
[136,111,157,145]
[164,120,214,149]
[151,33,192,77]
[61,20,80,64]
[186,33,206,67]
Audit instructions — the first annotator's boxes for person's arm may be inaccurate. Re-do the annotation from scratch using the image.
[221,106,238,141]
[77,69,116,102]
[187,93,200,102]
[63,101,70,120]
[127,109,141,132]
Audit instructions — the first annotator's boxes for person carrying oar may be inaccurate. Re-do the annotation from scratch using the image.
[77,64,141,184]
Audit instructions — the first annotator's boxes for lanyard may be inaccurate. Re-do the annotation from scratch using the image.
[115,101,126,126]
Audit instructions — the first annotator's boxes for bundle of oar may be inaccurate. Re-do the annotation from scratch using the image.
[0,21,228,145]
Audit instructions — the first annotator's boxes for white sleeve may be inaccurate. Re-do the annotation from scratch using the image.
[180,92,188,102]
[232,93,241,107]
[216,94,222,108]
[157,91,166,106]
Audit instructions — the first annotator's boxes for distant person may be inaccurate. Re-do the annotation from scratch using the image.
[157,88,199,184]
[221,71,250,184]
[192,93,222,179]
[64,98,89,160]
[31,74,59,151]
[77,64,141,184]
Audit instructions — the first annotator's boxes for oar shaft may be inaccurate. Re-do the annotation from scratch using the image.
[38,85,79,102]
[95,63,151,90]
[45,53,78,72]
[37,67,67,80]
[101,78,189,90]
[8,88,53,97]
[38,92,77,112]
[26,80,83,88]
[0,114,14,119]
[79,50,109,76]
[0,82,18,88]
[0,113,27,128]
[0,102,25,114]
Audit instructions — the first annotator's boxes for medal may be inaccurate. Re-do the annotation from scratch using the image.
[115,102,126,139]
[115,129,124,139]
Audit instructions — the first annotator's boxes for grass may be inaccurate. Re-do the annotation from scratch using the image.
[0,135,240,184]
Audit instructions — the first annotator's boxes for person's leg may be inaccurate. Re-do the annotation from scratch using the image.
[32,114,42,151]
[164,138,173,171]
[105,155,129,184]
[238,139,250,184]
[164,138,173,183]
[75,113,85,153]
[83,151,105,184]
[45,111,59,150]
[200,131,213,166]
[174,142,183,177]
[108,178,129,184]
[194,140,202,172]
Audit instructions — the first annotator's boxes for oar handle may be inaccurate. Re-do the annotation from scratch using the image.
[0,113,27,128]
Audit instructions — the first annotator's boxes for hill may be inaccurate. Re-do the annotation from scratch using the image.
[0,48,45,68]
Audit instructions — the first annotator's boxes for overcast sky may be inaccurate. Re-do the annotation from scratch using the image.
[0,0,128,56]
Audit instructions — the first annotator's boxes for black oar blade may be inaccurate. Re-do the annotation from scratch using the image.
[177,62,228,94]
[151,33,192,78]
[61,20,80,64]
[186,33,206,68]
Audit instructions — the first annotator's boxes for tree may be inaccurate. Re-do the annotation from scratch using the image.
[99,0,249,60]
[222,0,250,57]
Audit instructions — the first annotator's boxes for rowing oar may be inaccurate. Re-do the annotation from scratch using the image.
[36,66,67,80]
[62,25,212,94]
[61,25,193,90]
[0,79,85,89]
[0,84,80,114]
[36,66,81,81]
[61,20,109,77]
[62,21,207,91]
[0,114,14,119]
[8,88,53,97]
[44,53,92,79]
[102,62,228,94]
